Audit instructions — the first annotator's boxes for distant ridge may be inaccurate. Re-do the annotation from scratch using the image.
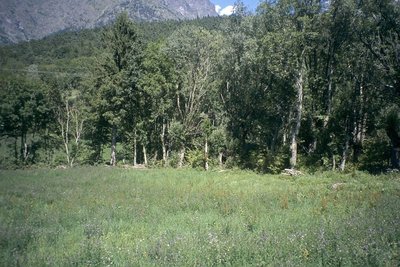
[0,0,218,44]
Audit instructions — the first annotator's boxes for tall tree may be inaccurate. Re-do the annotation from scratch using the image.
[257,0,322,169]
[385,106,400,168]
[48,78,87,167]
[355,0,400,168]
[165,25,224,167]
[92,13,142,166]
[0,78,50,164]
[139,41,177,166]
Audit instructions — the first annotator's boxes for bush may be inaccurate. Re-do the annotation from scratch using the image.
[359,131,391,173]
[186,149,205,169]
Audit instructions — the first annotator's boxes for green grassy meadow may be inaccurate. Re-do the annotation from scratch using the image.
[0,168,399,266]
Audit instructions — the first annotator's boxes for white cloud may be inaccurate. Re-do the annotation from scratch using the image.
[215,5,235,16]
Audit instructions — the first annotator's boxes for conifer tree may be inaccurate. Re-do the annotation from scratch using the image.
[92,12,142,166]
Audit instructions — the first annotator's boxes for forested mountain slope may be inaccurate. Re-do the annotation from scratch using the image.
[0,0,217,44]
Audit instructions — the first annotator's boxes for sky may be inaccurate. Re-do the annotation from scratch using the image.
[211,0,260,15]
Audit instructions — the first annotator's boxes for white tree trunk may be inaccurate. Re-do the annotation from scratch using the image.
[143,145,148,166]
[289,139,298,170]
[289,60,304,169]
[283,132,287,146]
[339,137,350,172]
[353,81,366,163]
[218,152,224,168]
[64,142,70,166]
[59,99,71,166]
[23,142,29,161]
[161,121,167,166]
[178,147,185,168]
[72,107,84,146]
[58,98,84,168]
[133,129,137,166]
[204,137,209,171]
[326,63,334,120]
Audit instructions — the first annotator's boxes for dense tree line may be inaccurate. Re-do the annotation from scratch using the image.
[0,0,399,172]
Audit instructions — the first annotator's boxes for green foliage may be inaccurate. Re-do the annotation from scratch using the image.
[169,120,186,149]
[209,126,227,154]
[0,168,399,265]
[165,25,224,146]
[186,149,205,169]
[359,131,392,173]
[94,13,142,127]
[0,77,51,165]
[385,105,400,139]
[1,1,399,172]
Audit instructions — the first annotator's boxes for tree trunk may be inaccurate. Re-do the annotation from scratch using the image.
[326,66,334,120]
[283,132,287,146]
[153,151,158,163]
[143,145,148,166]
[59,99,73,167]
[64,142,70,166]
[14,136,18,164]
[20,132,24,162]
[178,147,185,168]
[110,126,117,166]
[23,142,28,161]
[339,136,350,172]
[161,121,167,166]
[44,128,49,164]
[133,129,137,166]
[70,158,75,168]
[204,137,209,171]
[353,81,366,163]
[391,148,400,169]
[289,138,298,170]
[20,133,29,163]
[219,152,224,168]
[386,108,400,169]
[289,60,305,169]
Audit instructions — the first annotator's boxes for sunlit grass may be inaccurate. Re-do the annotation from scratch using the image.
[0,167,399,265]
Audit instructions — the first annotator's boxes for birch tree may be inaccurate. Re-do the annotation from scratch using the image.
[56,92,86,167]
[258,0,321,169]
[165,26,224,167]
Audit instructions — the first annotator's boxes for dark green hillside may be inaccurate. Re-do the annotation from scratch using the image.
[0,16,227,73]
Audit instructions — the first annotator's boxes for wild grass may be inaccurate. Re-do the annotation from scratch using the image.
[0,167,399,266]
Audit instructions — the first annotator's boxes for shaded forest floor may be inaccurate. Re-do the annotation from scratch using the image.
[0,168,399,266]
